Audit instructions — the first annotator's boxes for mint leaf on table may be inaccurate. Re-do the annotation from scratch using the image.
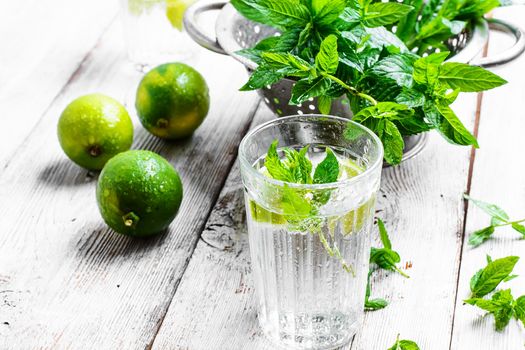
[512,223,525,236]
[365,270,388,311]
[468,226,495,247]
[514,296,525,327]
[378,217,392,250]
[363,2,414,28]
[438,63,507,92]
[365,297,388,311]
[466,289,515,331]
[463,194,525,246]
[464,194,510,223]
[465,259,525,332]
[365,219,409,311]
[388,334,420,350]
[468,256,519,298]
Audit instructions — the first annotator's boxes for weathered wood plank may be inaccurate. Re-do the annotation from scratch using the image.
[0,0,117,167]
[150,104,273,350]
[0,19,259,349]
[450,7,525,349]
[350,94,478,349]
[151,84,479,348]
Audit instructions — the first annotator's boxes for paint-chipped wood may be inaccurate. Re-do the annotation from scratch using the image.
[0,19,259,349]
[0,0,118,168]
[450,7,525,350]
[150,90,479,349]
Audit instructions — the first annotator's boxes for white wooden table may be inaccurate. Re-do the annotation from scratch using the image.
[1,2,525,349]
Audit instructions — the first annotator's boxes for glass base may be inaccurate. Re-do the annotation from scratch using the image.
[259,312,357,350]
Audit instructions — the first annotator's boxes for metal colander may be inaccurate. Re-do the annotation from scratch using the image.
[185,0,525,161]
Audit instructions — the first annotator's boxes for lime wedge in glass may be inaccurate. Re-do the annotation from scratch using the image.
[166,0,193,30]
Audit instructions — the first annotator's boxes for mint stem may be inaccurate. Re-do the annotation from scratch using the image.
[494,218,525,228]
[323,73,378,106]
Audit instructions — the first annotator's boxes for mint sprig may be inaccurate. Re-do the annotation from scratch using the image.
[233,0,506,165]
[464,255,525,331]
[464,194,525,247]
[263,140,359,271]
[366,219,409,311]
[388,334,420,350]
[468,255,519,299]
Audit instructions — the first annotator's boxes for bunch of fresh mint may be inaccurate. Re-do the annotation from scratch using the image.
[464,255,525,331]
[232,0,507,165]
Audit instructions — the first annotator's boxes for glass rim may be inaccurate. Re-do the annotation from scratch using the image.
[238,114,384,190]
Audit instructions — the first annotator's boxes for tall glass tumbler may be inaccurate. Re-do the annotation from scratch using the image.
[120,0,197,70]
[239,115,384,350]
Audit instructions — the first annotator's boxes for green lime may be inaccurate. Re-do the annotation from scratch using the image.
[136,63,210,139]
[57,94,134,170]
[96,150,183,237]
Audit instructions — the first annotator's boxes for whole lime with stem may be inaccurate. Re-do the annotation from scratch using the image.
[135,62,210,139]
[96,150,183,237]
[57,94,134,170]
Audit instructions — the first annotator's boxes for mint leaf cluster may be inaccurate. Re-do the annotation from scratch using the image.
[232,0,506,165]
[265,139,339,186]
[399,0,500,53]
[388,334,420,350]
[263,140,359,271]
[464,194,525,247]
[366,219,409,311]
[464,255,525,331]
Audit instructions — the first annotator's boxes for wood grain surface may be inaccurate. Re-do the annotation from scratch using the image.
[1,2,525,349]
[450,7,525,350]
[0,0,118,167]
[0,19,259,349]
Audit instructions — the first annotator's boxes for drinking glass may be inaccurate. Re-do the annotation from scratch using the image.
[120,0,198,70]
[239,115,384,350]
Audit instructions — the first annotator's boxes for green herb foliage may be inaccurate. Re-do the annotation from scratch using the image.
[366,219,408,311]
[232,0,506,165]
[388,334,420,350]
[464,255,525,331]
[263,140,360,272]
[464,194,525,247]
[468,255,519,298]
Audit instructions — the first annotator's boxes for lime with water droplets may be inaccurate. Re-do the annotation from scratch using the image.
[96,150,183,237]
[57,94,133,170]
[135,62,210,139]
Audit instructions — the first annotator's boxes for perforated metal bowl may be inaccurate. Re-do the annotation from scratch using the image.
[185,0,525,163]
